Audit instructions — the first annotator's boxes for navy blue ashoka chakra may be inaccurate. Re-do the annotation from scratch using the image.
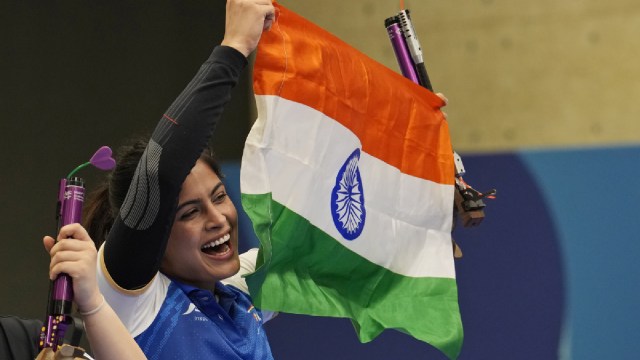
[331,148,366,240]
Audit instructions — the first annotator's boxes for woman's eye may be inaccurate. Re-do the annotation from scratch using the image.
[180,208,198,220]
[212,192,227,204]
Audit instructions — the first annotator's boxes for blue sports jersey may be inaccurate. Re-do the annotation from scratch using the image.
[135,281,273,360]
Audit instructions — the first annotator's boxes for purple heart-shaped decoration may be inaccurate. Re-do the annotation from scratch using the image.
[89,146,116,171]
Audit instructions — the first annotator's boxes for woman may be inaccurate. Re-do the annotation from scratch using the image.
[49,1,276,359]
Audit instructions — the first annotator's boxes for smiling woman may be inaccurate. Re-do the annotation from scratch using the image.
[162,160,241,290]
[50,1,278,359]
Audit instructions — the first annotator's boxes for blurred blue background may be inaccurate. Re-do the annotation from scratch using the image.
[224,145,640,359]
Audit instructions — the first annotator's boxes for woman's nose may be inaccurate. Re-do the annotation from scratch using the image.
[204,204,226,230]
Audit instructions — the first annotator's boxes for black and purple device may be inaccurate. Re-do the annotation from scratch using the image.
[36,146,115,354]
[39,177,85,351]
[384,8,496,226]
[385,16,420,84]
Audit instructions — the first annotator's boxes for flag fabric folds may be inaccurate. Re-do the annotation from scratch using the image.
[240,3,463,359]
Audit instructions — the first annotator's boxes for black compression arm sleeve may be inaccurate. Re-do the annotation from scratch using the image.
[104,46,248,290]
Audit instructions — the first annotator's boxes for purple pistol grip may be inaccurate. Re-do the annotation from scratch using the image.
[41,178,85,350]
[385,20,419,83]
[52,180,85,304]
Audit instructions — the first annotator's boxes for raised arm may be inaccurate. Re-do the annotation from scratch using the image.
[102,0,274,291]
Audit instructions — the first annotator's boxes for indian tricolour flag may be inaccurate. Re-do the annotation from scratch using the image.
[241,3,462,359]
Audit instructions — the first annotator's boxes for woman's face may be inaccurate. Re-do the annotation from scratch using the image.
[161,159,240,290]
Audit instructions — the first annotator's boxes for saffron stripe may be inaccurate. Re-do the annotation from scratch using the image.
[253,8,454,185]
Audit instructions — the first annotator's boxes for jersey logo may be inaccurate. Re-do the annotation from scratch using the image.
[182,303,202,315]
[247,305,262,323]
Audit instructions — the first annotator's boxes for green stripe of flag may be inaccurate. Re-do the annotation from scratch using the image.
[243,192,463,359]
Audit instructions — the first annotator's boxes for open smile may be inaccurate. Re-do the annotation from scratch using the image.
[201,233,233,257]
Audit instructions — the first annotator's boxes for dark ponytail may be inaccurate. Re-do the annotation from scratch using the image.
[83,183,113,249]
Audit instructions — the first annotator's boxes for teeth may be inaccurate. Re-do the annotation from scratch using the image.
[202,234,231,249]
